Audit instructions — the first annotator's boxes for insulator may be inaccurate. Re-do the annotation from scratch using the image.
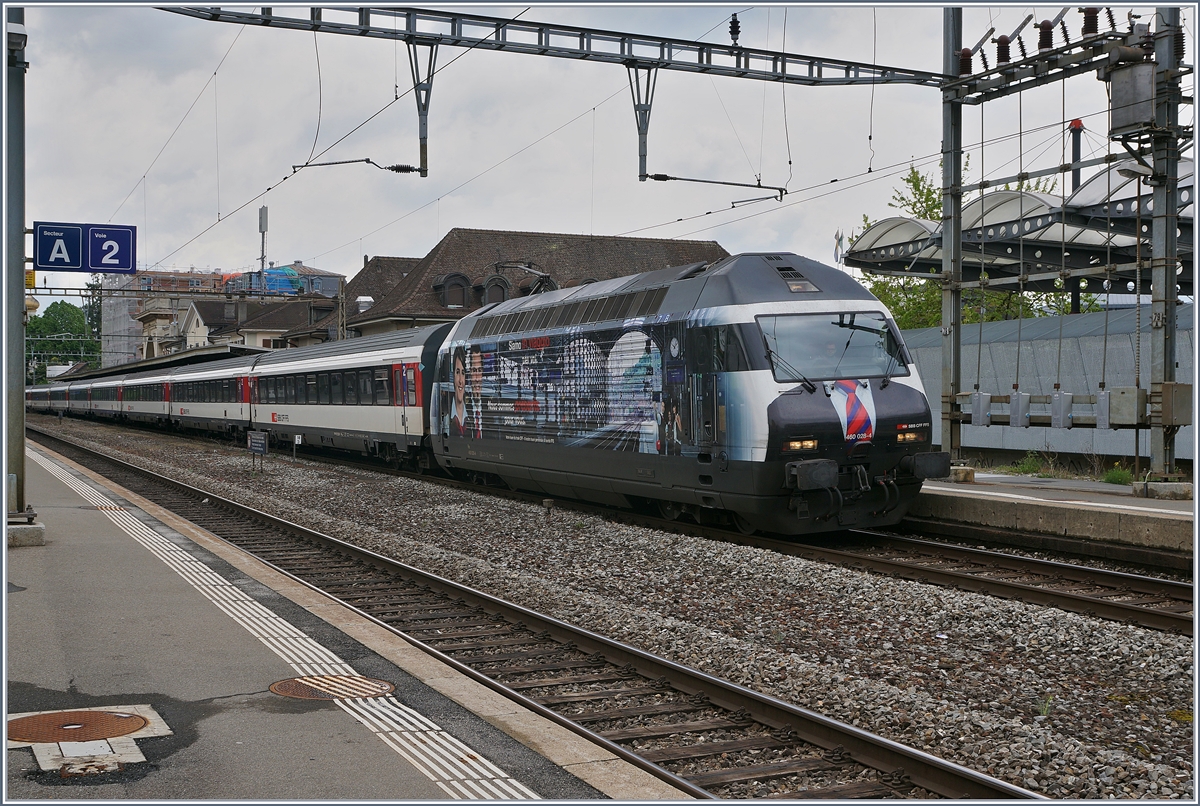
[959,47,972,75]
[979,49,990,71]
[1038,20,1054,51]
[1176,27,1186,66]
[996,35,1011,64]
[1105,7,1117,31]
[1017,36,1028,59]
[1082,8,1100,36]
[729,13,740,46]
[1060,21,1071,45]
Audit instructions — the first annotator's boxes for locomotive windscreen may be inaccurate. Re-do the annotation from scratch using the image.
[757,311,910,383]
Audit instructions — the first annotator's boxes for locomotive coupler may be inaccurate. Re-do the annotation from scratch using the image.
[784,458,838,490]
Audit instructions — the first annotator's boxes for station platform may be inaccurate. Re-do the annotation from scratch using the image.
[911,473,1195,556]
[6,443,688,800]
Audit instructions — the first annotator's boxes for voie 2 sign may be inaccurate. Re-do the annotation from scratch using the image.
[34,221,137,274]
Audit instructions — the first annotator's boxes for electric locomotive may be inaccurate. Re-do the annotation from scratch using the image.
[429,252,949,534]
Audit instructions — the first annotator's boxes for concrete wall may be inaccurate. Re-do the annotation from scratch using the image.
[906,324,1194,461]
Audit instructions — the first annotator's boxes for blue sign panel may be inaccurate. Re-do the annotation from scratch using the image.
[33,221,137,274]
[87,225,136,273]
[34,222,83,270]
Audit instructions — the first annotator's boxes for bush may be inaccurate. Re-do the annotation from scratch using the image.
[1103,465,1133,485]
[1014,451,1043,475]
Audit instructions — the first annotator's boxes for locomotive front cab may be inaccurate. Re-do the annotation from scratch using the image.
[759,309,949,529]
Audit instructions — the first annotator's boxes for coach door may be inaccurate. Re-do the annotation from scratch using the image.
[395,363,420,436]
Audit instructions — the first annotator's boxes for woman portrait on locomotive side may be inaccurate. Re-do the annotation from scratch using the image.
[449,346,468,437]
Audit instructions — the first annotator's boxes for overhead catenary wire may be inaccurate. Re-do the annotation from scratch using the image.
[307,31,324,165]
[213,71,221,220]
[868,8,877,172]
[109,24,246,222]
[156,8,533,266]
[780,8,793,189]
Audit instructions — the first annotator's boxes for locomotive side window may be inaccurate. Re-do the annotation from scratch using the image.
[330,372,344,404]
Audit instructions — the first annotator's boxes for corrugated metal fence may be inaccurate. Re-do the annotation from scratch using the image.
[901,305,1194,460]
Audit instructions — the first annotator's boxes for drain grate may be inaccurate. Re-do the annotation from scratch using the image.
[7,711,148,743]
[269,675,394,700]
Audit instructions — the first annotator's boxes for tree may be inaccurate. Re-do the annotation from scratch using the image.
[854,164,1098,329]
[26,300,100,383]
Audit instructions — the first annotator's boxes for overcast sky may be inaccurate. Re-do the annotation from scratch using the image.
[23,4,1191,306]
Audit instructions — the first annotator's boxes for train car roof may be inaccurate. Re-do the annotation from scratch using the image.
[461,253,873,320]
[250,322,453,370]
[451,253,879,343]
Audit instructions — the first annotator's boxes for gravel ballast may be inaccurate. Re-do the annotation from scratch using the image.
[33,416,1195,799]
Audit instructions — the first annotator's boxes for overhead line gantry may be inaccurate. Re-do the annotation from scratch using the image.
[163,6,946,181]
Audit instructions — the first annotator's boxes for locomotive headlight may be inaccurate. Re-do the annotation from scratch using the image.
[786,438,818,452]
[896,431,926,443]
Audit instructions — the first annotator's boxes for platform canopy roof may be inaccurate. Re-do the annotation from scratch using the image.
[845,159,1193,296]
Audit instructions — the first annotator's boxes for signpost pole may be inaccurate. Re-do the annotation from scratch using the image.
[7,8,27,513]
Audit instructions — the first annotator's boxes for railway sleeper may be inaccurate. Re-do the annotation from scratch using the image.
[600,712,754,742]
[685,756,843,788]
[566,700,712,724]
[534,683,672,705]
[639,733,798,763]
[503,669,639,690]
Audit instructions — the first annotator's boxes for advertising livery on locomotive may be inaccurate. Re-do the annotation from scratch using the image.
[28,252,948,536]
[430,252,949,534]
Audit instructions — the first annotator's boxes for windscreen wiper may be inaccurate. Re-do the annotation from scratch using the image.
[761,332,816,393]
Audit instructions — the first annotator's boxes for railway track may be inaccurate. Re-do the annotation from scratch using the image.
[30,419,1194,637]
[27,428,1037,800]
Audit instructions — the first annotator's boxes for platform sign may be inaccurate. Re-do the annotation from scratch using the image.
[247,430,268,456]
[34,221,137,274]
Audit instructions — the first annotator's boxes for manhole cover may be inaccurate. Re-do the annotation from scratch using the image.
[8,711,148,743]
[270,675,394,700]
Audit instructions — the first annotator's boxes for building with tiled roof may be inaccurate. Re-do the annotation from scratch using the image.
[347,228,729,337]
[236,295,338,349]
[285,255,423,346]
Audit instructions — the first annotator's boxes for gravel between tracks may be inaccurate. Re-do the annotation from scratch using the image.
[35,416,1195,799]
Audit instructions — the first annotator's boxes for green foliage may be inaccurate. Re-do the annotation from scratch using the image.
[1014,451,1043,475]
[888,164,943,220]
[26,300,100,383]
[1103,465,1133,485]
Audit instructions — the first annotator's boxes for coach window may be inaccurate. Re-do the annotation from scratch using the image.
[318,373,330,404]
[405,368,417,406]
[285,376,296,404]
[374,367,391,405]
[306,375,317,404]
[344,372,358,405]
[267,377,277,403]
[359,370,374,405]
[330,372,343,404]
